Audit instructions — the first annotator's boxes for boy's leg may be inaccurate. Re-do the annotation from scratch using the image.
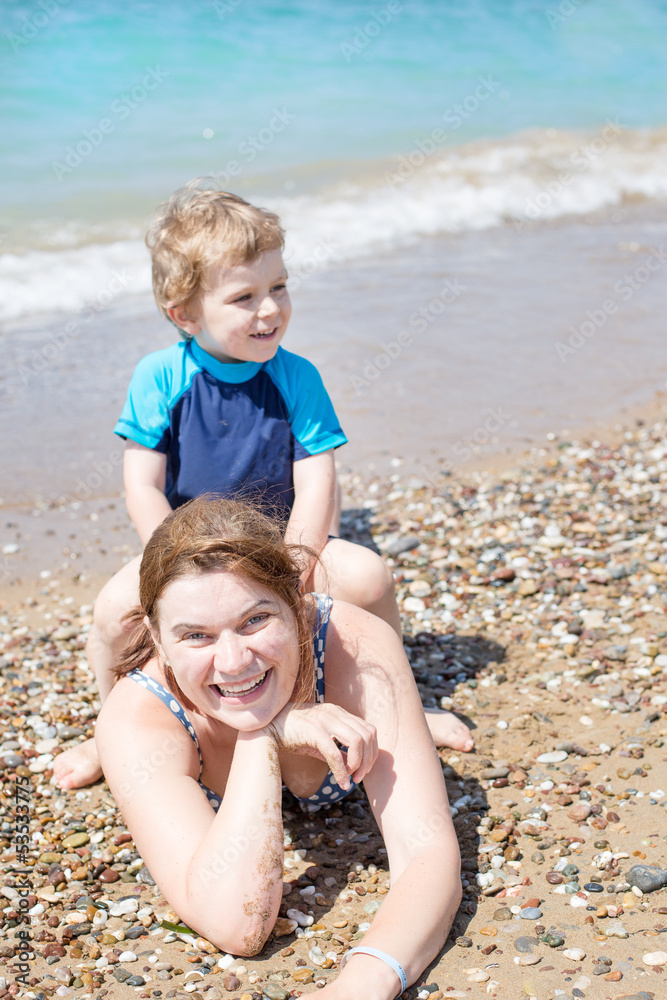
[313,538,473,753]
[53,556,142,789]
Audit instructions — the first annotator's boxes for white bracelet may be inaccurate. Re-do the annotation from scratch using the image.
[340,945,408,997]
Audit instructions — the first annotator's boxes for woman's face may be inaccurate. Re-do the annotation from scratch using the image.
[151,569,301,730]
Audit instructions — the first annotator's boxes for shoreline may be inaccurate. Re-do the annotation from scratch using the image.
[1,389,665,607]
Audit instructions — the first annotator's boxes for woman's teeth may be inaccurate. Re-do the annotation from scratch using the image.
[217,671,267,697]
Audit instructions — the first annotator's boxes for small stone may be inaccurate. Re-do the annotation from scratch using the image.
[568,803,591,822]
[520,907,542,920]
[272,917,298,937]
[493,906,513,921]
[223,975,240,991]
[563,948,586,961]
[604,971,623,981]
[605,920,629,938]
[261,986,291,1000]
[455,936,473,948]
[518,579,538,596]
[546,872,563,884]
[540,934,565,948]
[99,869,120,883]
[642,951,667,965]
[625,864,667,894]
[536,750,568,764]
[467,971,490,983]
[292,969,314,984]
[516,955,540,966]
[61,832,90,849]
[584,883,604,892]
[514,937,537,954]
[385,534,421,556]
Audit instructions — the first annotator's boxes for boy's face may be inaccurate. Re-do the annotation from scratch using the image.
[170,249,291,364]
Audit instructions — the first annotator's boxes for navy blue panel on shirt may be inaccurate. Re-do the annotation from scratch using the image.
[165,369,294,518]
[114,341,348,520]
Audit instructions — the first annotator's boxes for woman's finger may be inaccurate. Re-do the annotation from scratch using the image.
[316,734,351,790]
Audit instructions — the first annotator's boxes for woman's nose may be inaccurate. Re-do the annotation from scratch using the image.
[214,633,253,675]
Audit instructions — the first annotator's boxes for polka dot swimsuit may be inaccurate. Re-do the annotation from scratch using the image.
[127,594,356,809]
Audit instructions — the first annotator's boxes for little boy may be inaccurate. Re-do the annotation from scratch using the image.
[55,181,471,788]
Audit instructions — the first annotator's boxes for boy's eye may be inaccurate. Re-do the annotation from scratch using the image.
[183,632,209,642]
[272,282,287,292]
[233,293,253,303]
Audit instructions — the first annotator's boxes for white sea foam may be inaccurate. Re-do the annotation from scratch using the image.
[2,126,666,323]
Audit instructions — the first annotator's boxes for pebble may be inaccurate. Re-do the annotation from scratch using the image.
[536,751,568,764]
[626,864,667,893]
[520,907,542,919]
[642,951,667,966]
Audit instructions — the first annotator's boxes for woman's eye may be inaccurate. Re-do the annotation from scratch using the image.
[246,614,268,626]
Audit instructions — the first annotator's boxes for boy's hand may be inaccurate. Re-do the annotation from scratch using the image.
[266,702,378,790]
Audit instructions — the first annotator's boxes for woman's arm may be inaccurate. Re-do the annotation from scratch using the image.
[318,603,462,999]
[95,681,285,955]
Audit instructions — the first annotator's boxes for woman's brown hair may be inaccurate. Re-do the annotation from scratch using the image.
[116,496,317,705]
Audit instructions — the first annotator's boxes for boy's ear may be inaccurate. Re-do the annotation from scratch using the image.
[168,303,201,337]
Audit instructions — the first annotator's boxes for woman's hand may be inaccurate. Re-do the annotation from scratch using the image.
[267,702,378,790]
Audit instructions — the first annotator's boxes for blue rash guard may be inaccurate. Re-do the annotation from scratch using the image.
[114,339,347,520]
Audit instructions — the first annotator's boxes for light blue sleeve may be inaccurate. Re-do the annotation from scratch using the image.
[267,348,347,460]
[114,344,196,451]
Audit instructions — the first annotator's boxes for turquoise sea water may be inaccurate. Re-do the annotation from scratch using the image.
[2,0,667,318]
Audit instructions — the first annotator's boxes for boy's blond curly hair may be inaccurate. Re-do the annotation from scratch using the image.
[146,178,285,323]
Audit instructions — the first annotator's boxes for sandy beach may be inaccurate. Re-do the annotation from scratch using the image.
[3,403,667,1000]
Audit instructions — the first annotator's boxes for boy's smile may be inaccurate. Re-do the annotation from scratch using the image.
[168,248,291,365]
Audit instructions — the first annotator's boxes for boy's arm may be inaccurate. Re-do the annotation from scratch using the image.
[123,441,172,546]
[284,450,336,585]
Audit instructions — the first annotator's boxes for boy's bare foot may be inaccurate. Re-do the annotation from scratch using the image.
[53,738,103,789]
[424,708,474,752]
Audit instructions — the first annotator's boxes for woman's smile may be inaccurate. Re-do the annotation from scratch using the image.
[153,569,300,728]
[211,668,272,702]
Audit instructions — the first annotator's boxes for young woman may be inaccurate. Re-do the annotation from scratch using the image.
[95,496,466,999]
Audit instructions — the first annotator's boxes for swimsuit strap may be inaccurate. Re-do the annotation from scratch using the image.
[126,670,222,810]
[126,669,204,775]
[311,594,332,703]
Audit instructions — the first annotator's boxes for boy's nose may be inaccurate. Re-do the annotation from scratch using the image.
[257,294,280,319]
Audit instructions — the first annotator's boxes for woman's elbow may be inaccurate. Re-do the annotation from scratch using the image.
[199,910,274,958]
